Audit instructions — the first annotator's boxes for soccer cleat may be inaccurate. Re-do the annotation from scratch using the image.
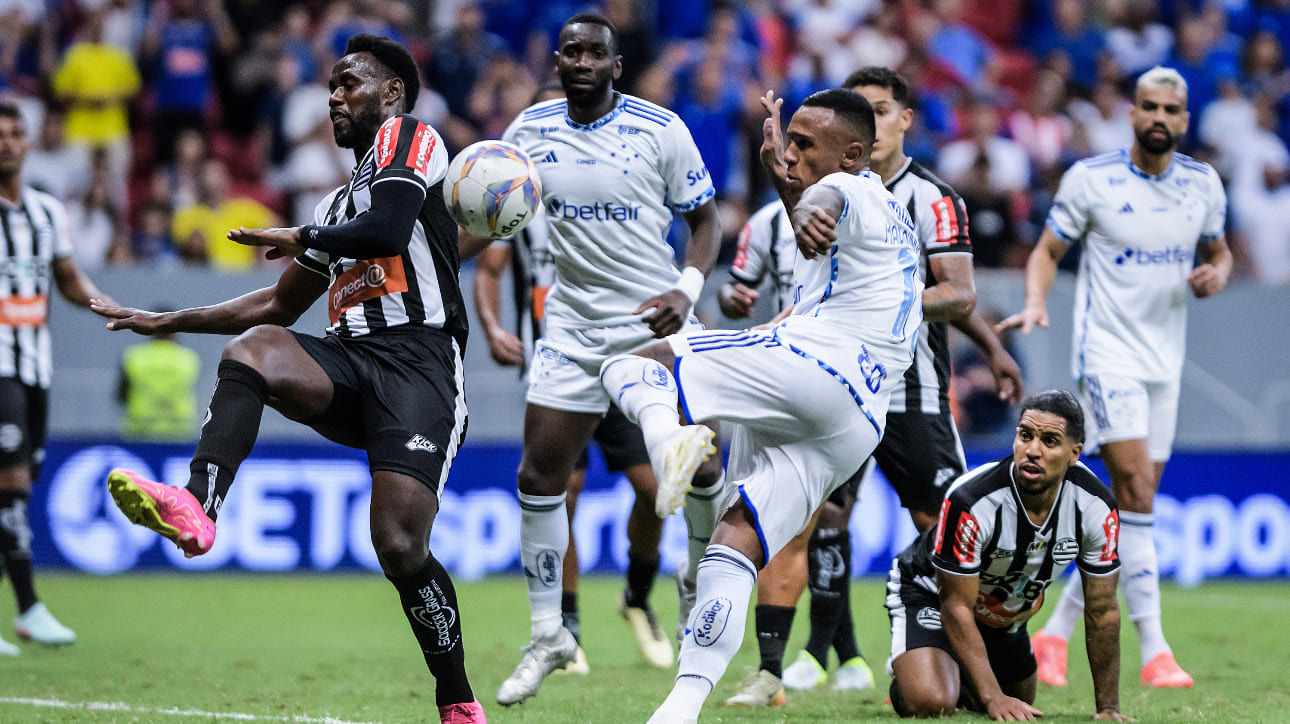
[496,627,578,706]
[552,645,589,675]
[782,650,828,690]
[1141,652,1194,688]
[674,561,696,647]
[14,603,75,645]
[107,468,216,558]
[0,633,18,656]
[832,656,875,691]
[1031,631,1068,687]
[724,669,787,708]
[652,426,716,518]
[619,596,674,668]
[438,699,487,723]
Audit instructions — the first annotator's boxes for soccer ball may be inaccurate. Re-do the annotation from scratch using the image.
[445,140,542,239]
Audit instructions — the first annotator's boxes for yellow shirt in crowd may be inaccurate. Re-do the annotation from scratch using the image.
[173,199,277,272]
[52,42,141,146]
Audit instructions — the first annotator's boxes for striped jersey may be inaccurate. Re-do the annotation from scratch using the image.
[884,158,972,415]
[297,114,467,345]
[897,456,1119,629]
[1047,148,1226,382]
[0,188,74,389]
[502,93,715,330]
[730,200,796,313]
[774,170,923,429]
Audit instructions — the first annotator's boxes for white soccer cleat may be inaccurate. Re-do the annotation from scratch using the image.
[653,426,716,518]
[496,627,577,706]
[619,596,673,668]
[0,633,18,656]
[551,644,589,675]
[724,669,787,708]
[14,602,75,646]
[832,656,875,691]
[674,561,697,647]
[782,650,827,690]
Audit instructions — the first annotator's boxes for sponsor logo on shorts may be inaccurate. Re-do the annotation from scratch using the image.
[693,597,731,647]
[933,467,957,490]
[1053,537,1079,565]
[0,423,22,452]
[915,606,942,630]
[409,581,458,653]
[404,434,439,454]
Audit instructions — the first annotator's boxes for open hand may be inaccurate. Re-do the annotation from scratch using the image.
[90,299,168,335]
[229,226,306,260]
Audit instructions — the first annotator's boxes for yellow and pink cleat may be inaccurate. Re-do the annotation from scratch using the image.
[1141,652,1194,688]
[438,699,487,723]
[107,469,215,558]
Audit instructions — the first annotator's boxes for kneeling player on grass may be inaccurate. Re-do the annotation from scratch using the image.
[91,35,485,724]
[885,391,1131,722]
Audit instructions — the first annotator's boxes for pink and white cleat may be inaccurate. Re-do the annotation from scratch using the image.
[107,468,216,557]
[438,699,487,723]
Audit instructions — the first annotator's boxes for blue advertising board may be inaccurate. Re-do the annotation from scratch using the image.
[28,438,1290,583]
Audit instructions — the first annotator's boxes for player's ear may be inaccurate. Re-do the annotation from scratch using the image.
[612,55,623,81]
[385,76,405,108]
[1069,441,1083,464]
[900,106,913,132]
[840,140,864,172]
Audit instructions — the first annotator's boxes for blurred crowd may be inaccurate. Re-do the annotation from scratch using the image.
[2,0,1288,285]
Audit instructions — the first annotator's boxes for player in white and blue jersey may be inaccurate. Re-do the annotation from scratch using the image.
[999,66,1232,690]
[601,87,923,723]
[494,14,723,707]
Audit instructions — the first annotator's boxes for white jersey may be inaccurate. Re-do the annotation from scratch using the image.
[1047,148,1226,382]
[730,200,796,313]
[503,93,715,330]
[0,188,73,389]
[775,170,924,423]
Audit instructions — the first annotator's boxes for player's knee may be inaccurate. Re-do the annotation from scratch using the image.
[370,523,427,577]
[222,326,285,370]
[630,340,675,367]
[693,452,723,489]
[817,499,851,529]
[516,461,567,497]
[898,685,956,718]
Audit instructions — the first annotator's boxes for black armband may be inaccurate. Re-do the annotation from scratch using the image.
[301,179,426,259]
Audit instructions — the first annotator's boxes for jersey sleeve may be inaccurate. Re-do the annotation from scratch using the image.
[657,117,716,212]
[1072,469,1121,576]
[46,197,74,260]
[918,184,972,256]
[1046,162,1093,245]
[730,207,776,285]
[295,248,331,278]
[1199,165,1227,243]
[930,488,992,576]
[371,114,448,192]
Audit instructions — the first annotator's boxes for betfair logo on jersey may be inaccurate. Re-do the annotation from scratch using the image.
[548,198,641,221]
[1114,245,1191,266]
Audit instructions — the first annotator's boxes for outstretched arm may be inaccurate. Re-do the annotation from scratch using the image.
[952,312,1023,404]
[924,253,977,323]
[939,572,1043,721]
[1084,570,1132,721]
[996,226,1068,335]
[52,257,115,309]
[758,91,796,212]
[92,262,327,336]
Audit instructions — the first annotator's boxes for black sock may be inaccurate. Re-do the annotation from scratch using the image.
[0,491,36,612]
[561,591,580,644]
[623,551,660,609]
[389,553,474,707]
[804,528,848,667]
[754,604,795,678]
[829,531,861,663]
[187,360,268,521]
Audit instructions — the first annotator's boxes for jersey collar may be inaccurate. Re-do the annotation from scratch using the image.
[565,92,625,131]
[1121,147,1175,181]
[883,156,914,190]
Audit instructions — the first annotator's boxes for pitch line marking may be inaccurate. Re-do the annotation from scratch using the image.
[0,696,381,723]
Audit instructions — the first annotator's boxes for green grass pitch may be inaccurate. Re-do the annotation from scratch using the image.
[0,574,1286,722]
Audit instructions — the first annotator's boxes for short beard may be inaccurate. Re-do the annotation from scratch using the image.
[333,104,385,149]
[1135,127,1177,155]
[561,76,612,109]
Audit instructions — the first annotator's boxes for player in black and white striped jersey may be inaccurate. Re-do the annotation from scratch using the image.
[92,36,484,722]
[885,390,1129,721]
[0,100,113,655]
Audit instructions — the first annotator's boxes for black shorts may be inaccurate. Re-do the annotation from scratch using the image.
[887,575,1037,686]
[0,378,47,471]
[575,402,650,473]
[865,410,965,513]
[290,328,467,495]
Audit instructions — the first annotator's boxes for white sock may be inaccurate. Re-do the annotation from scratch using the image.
[519,491,568,640]
[671,544,758,717]
[649,676,713,724]
[1041,568,1085,641]
[600,354,681,454]
[683,472,726,582]
[1119,511,1170,664]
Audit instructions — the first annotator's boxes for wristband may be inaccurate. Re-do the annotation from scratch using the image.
[675,266,705,304]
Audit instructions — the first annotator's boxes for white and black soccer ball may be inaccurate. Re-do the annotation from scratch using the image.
[445,140,542,240]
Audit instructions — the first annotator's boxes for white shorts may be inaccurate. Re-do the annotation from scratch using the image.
[670,328,885,562]
[1079,373,1180,462]
[528,320,702,414]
